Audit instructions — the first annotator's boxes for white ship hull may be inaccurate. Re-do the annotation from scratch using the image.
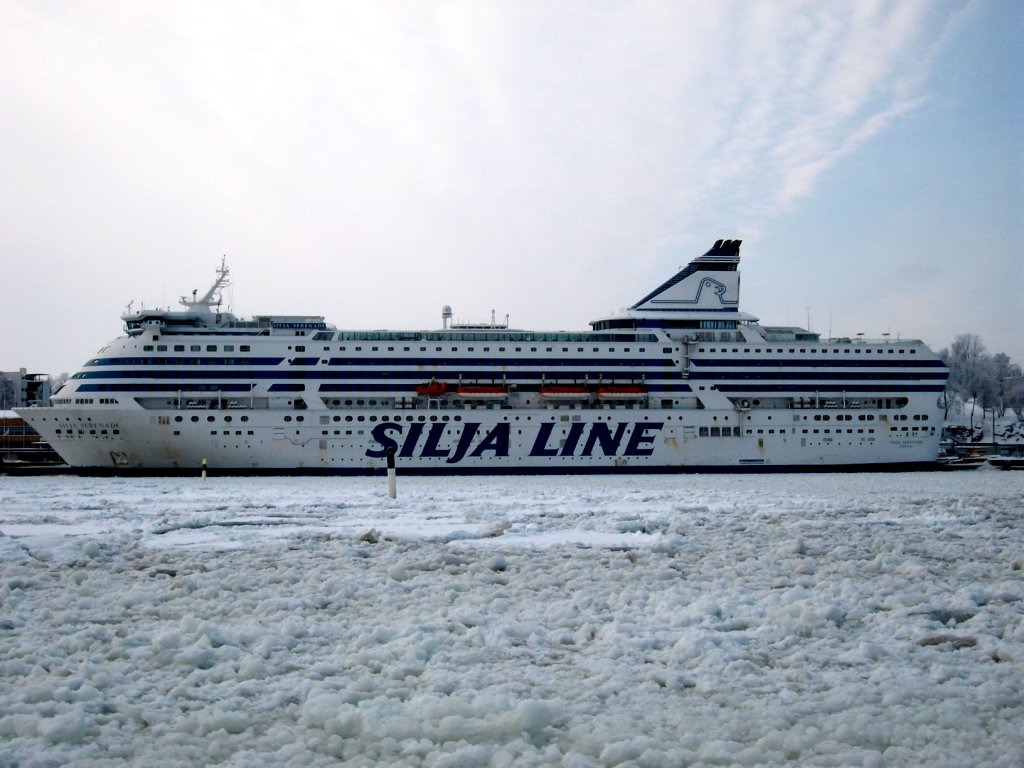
[24,400,942,474]
[17,243,948,473]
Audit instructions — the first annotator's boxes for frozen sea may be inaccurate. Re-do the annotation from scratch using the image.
[1,471,1022,768]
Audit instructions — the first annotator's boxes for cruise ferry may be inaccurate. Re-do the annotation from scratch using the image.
[17,241,949,474]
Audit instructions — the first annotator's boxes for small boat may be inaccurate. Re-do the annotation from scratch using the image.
[540,385,590,400]
[456,385,508,399]
[596,385,648,400]
[415,380,448,397]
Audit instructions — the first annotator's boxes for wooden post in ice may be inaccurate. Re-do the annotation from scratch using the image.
[386,448,396,499]
[201,457,207,480]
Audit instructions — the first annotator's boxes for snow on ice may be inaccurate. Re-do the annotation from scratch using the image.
[1,472,1022,767]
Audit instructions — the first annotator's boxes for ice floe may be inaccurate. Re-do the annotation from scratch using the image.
[1,472,1022,766]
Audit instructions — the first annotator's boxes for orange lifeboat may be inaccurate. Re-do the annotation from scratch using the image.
[596,385,647,399]
[539,385,590,400]
[456,385,508,399]
[415,380,448,396]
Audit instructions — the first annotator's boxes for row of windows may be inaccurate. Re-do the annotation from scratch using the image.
[697,426,885,436]
[86,358,280,366]
[327,357,669,368]
[812,414,880,421]
[698,426,742,437]
[76,363,942,384]
[325,345,658,355]
[87,355,669,369]
[75,367,672,382]
[691,371,947,381]
[702,347,918,355]
[170,412,477,425]
[77,368,937,386]
[173,414,251,423]
[58,423,932,438]
[327,331,658,343]
[691,358,943,369]
[142,342,667,355]
[143,344,253,353]
[54,396,118,404]
[712,385,942,397]
[54,427,119,436]
[71,382,694,395]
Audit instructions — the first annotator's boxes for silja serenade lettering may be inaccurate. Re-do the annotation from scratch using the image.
[365,421,663,463]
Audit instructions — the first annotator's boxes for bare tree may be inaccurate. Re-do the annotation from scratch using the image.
[940,336,1023,430]
[942,334,987,426]
[990,353,1022,418]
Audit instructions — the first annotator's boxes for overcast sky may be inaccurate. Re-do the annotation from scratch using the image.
[2,0,1021,376]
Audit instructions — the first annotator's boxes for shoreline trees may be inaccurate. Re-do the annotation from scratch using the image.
[940,334,1023,429]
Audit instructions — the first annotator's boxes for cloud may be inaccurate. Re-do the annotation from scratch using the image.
[0,0,978,372]
[2,1,953,226]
